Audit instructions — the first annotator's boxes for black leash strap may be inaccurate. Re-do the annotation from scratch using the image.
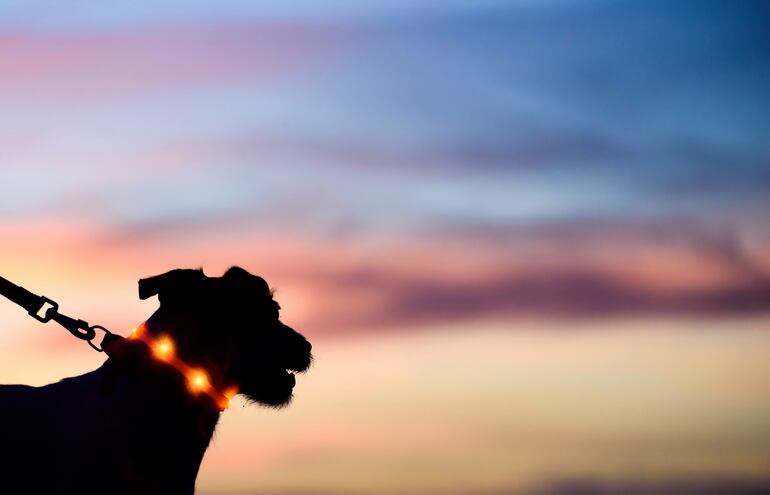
[0,274,114,352]
[0,275,56,322]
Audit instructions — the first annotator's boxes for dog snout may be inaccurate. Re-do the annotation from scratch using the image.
[276,322,312,372]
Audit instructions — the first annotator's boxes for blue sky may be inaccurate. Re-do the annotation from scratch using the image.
[1,1,768,234]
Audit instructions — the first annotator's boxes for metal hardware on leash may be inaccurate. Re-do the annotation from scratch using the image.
[1,274,233,410]
[28,295,58,323]
[0,275,113,352]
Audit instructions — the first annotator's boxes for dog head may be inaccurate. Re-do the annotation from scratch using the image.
[136,266,312,408]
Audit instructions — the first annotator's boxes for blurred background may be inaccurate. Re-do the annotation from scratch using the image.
[1,1,770,494]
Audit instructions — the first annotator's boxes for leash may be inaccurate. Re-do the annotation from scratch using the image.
[0,274,234,410]
[0,274,116,352]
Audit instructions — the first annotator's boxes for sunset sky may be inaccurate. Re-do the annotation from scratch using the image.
[1,1,770,494]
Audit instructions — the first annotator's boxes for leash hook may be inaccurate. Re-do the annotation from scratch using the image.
[87,325,114,352]
[51,312,96,341]
[28,296,59,323]
[1,274,115,353]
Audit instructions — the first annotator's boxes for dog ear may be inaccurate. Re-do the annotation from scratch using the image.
[138,269,205,301]
[224,266,272,296]
[138,274,165,300]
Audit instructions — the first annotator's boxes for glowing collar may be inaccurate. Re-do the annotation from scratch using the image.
[123,323,237,411]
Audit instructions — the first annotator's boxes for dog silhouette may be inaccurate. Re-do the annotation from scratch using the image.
[0,267,312,494]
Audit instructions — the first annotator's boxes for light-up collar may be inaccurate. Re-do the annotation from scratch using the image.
[127,323,237,411]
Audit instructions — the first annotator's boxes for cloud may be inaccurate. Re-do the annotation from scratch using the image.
[71,127,626,176]
[0,21,335,100]
[196,476,770,495]
[534,477,770,495]
[300,264,770,334]
[245,218,770,334]
[7,208,769,338]
[642,138,770,200]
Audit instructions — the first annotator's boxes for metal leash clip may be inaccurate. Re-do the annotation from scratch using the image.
[1,275,114,353]
[28,296,58,323]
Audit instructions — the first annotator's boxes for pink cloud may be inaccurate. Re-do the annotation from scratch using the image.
[3,215,770,350]
[0,22,336,99]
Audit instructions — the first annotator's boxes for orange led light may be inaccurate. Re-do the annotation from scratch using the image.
[219,386,239,410]
[127,323,235,411]
[189,370,208,390]
[224,386,239,399]
[153,336,174,360]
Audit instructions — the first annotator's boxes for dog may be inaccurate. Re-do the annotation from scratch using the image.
[0,266,312,494]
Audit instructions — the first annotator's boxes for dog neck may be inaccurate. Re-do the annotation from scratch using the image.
[106,360,220,488]
[89,318,225,492]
